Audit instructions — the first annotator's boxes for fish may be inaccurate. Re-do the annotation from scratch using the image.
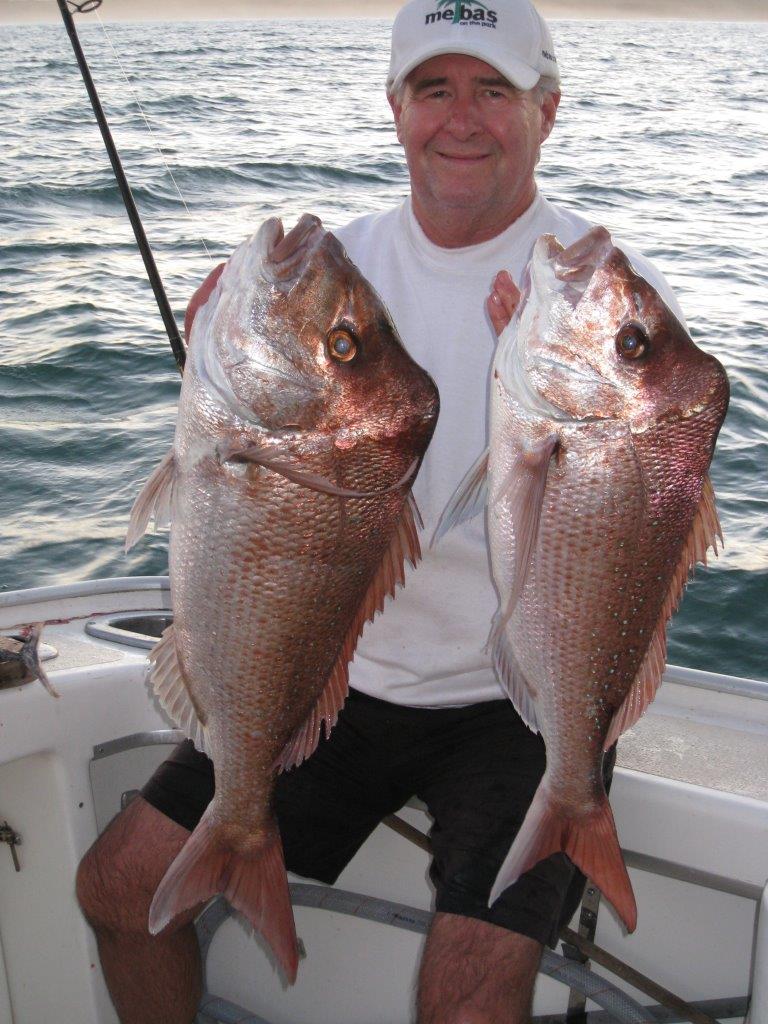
[126,213,439,981]
[0,623,58,697]
[438,226,729,932]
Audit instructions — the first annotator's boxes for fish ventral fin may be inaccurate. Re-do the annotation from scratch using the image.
[125,450,177,552]
[603,473,723,748]
[431,448,489,546]
[149,810,299,984]
[489,784,637,934]
[276,491,423,772]
[487,616,540,734]
[148,626,210,756]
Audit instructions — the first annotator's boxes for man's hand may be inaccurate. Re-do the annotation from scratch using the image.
[487,270,521,338]
[184,263,225,343]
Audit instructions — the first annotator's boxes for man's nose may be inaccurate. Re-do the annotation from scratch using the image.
[444,97,481,138]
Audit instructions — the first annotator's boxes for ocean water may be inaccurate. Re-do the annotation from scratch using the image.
[0,16,765,680]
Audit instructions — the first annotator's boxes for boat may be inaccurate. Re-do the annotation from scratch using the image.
[0,574,765,1024]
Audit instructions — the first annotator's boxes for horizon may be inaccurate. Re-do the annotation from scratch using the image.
[3,0,768,23]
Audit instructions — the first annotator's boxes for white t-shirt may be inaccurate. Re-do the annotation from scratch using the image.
[334,193,684,708]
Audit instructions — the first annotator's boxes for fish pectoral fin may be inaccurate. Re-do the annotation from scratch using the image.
[487,616,540,734]
[432,448,489,546]
[221,442,418,499]
[495,433,559,625]
[276,492,423,773]
[148,626,210,756]
[604,473,723,748]
[490,784,637,934]
[125,450,177,552]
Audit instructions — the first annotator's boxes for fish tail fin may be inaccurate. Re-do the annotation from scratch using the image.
[149,810,298,983]
[23,623,59,698]
[489,784,637,933]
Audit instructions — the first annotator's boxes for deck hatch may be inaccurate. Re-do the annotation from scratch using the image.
[85,611,173,650]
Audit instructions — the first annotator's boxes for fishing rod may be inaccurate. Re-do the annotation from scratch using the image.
[56,0,186,374]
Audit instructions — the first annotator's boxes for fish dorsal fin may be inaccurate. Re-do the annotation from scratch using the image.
[604,473,723,748]
[487,613,541,735]
[125,450,177,552]
[276,492,422,772]
[494,433,559,630]
[432,448,489,545]
[148,626,210,756]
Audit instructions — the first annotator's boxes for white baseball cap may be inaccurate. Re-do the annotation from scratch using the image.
[387,0,559,95]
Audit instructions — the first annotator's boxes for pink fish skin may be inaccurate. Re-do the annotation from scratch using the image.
[447,227,728,932]
[127,214,438,980]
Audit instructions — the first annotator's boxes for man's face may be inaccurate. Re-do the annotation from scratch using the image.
[389,53,559,243]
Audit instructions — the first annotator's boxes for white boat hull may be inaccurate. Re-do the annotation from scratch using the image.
[0,577,765,1023]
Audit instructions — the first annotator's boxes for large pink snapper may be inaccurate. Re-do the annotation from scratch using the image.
[440,227,728,930]
[127,214,438,980]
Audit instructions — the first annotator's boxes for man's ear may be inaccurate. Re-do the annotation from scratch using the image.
[540,89,560,145]
[388,90,405,145]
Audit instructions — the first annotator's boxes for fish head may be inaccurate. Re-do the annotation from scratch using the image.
[193,215,438,450]
[505,227,729,440]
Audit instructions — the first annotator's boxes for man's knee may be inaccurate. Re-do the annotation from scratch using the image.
[76,796,189,935]
[417,913,541,1024]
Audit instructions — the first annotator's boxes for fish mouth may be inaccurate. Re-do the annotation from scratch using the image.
[259,213,326,286]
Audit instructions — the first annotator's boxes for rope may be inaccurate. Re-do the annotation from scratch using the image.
[91,7,215,266]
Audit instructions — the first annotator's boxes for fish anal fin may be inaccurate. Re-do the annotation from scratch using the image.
[432,448,489,545]
[276,492,422,772]
[489,785,637,934]
[604,473,723,749]
[148,626,210,756]
[149,812,298,984]
[604,623,666,749]
[126,450,177,552]
[488,616,540,735]
[494,433,558,627]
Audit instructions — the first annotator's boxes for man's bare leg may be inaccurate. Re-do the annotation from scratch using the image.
[76,796,203,1024]
[416,912,543,1024]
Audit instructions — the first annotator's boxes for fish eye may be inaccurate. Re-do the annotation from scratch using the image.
[615,322,649,361]
[327,329,357,363]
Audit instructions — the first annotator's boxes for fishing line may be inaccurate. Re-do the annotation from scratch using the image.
[92,8,215,266]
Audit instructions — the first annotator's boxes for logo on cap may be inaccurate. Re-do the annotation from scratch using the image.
[426,0,498,26]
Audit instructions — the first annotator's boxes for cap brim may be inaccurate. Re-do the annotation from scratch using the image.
[388,47,540,95]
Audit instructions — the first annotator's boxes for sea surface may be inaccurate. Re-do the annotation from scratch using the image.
[0,16,766,680]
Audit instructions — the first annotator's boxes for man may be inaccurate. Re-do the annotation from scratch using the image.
[76,2,683,1022]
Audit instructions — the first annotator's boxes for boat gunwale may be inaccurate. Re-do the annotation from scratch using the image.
[0,576,765,700]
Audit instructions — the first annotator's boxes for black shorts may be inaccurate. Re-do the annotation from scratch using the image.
[141,688,615,947]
